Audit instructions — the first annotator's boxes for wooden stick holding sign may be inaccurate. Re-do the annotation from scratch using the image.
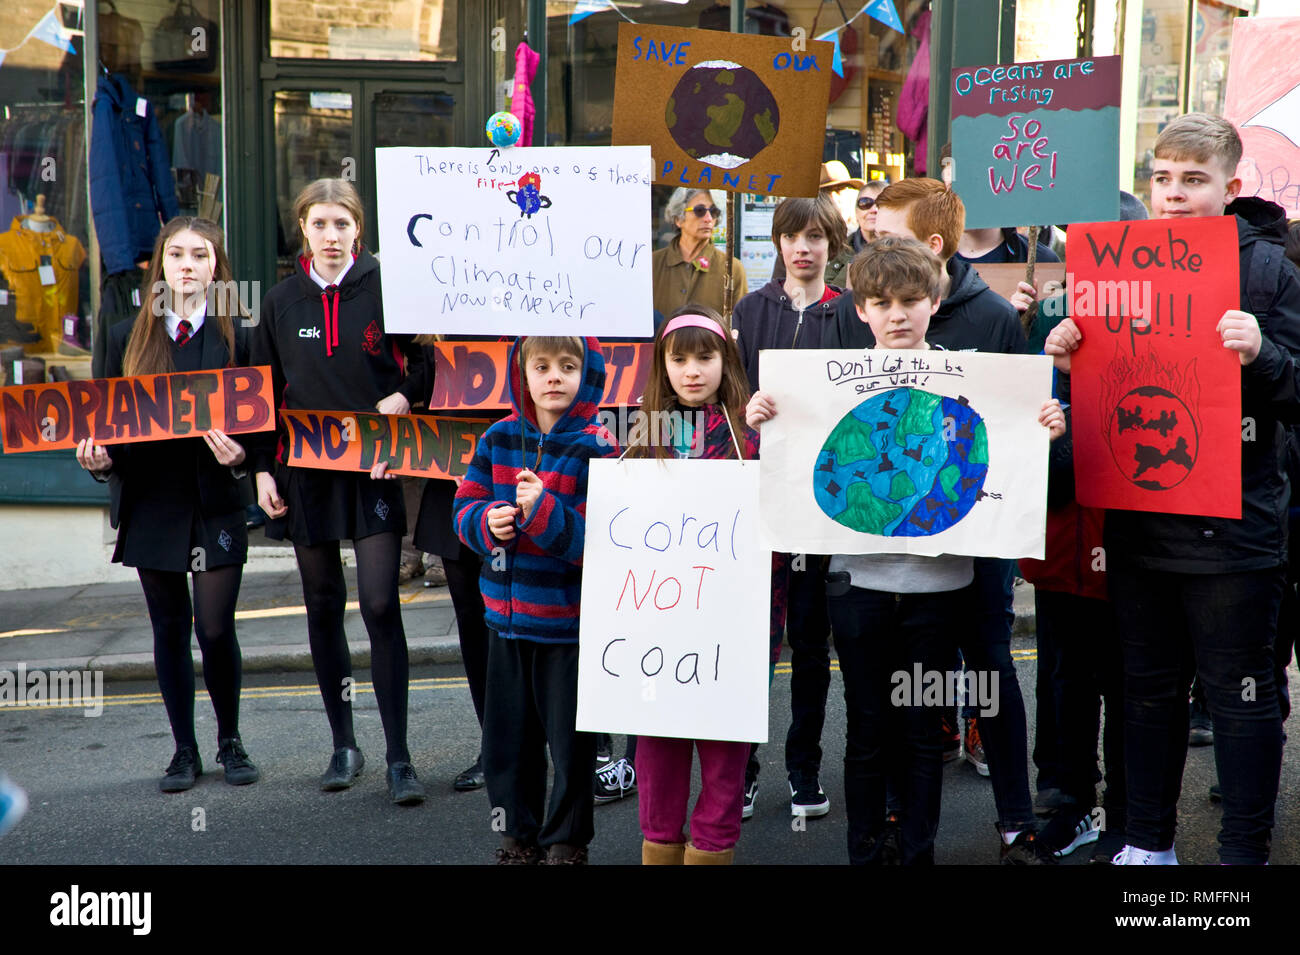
[281,410,497,480]
[0,366,274,453]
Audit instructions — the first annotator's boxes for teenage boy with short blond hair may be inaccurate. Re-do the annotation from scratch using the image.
[1047,112,1300,865]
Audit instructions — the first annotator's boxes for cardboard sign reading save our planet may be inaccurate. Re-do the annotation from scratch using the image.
[612,23,833,197]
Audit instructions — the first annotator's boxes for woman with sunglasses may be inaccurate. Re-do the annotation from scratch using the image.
[651,188,746,330]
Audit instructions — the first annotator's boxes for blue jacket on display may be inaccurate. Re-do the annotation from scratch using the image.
[90,73,179,275]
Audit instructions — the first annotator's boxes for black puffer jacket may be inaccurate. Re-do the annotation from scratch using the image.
[1105,196,1300,573]
[825,254,1027,354]
[733,279,842,392]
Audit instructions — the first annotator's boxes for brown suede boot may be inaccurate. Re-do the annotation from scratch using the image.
[684,843,734,865]
[642,839,686,865]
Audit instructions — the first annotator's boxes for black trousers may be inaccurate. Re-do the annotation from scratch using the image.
[1113,566,1283,863]
[443,548,488,728]
[1033,590,1125,812]
[482,632,596,849]
[785,560,831,783]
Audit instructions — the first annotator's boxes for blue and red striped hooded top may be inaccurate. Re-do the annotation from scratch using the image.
[453,336,617,643]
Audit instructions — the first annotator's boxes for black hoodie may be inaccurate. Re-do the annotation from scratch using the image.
[733,278,843,392]
[1104,196,1300,573]
[249,249,426,472]
[825,255,1028,355]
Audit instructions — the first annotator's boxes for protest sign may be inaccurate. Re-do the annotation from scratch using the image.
[1224,17,1300,218]
[611,23,832,198]
[429,340,654,411]
[974,261,1067,304]
[281,410,492,480]
[577,459,769,743]
[1067,217,1241,518]
[759,349,1052,558]
[374,146,653,337]
[0,366,274,453]
[951,55,1121,229]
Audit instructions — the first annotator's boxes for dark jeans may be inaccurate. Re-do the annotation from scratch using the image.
[960,558,1034,830]
[482,632,596,849]
[1112,567,1284,864]
[1033,590,1125,812]
[785,560,831,784]
[831,585,963,865]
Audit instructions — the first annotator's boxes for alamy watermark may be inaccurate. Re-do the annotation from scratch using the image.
[890,664,1000,718]
[597,408,707,456]
[0,663,104,717]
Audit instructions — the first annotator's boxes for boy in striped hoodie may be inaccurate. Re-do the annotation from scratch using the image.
[454,335,617,864]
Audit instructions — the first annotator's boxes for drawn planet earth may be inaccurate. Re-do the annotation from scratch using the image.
[665,61,780,169]
[813,389,989,537]
[1106,385,1198,490]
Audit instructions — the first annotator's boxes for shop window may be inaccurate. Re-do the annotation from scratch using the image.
[268,0,457,61]
[1189,1,1238,116]
[0,0,90,369]
[1133,0,1188,205]
[1015,0,1085,62]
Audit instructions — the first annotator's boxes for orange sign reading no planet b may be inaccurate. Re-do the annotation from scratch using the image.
[0,366,275,453]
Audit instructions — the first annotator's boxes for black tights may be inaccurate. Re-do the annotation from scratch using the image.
[139,565,244,752]
[294,532,410,764]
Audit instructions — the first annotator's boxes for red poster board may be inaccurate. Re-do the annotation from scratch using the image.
[282,410,492,480]
[1067,217,1240,518]
[430,340,654,411]
[0,366,275,453]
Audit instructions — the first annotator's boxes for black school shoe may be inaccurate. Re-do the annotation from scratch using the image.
[160,747,202,793]
[386,762,426,806]
[997,824,1058,865]
[215,737,260,786]
[320,746,364,791]
[453,755,485,792]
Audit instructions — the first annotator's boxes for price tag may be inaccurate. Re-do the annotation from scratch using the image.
[0,290,8,305]
[136,97,148,117]
[38,265,56,286]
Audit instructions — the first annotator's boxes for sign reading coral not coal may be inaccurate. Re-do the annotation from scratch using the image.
[951,55,1121,229]
[577,459,770,743]
[611,23,833,197]
[1067,216,1241,518]
[374,146,653,336]
[759,350,1052,559]
[0,366,274,452]
[281,410,492,480]
[1224,17,1300,218]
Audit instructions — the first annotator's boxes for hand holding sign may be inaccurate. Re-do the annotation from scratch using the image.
[1044,317,1083,373]
[75,437,112,474]
[203,429,246,467]
[516,469,543,522]
[1217,310,1262,365]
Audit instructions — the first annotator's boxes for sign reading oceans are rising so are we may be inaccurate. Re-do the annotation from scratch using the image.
[611,23,833,198]
[375,146,653,337]
[951,55,1121,229]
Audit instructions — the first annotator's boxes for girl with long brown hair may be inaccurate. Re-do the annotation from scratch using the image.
[75,216,260,793]
[249,178,428,805]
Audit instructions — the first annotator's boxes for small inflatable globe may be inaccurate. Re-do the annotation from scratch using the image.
[1106,385,1198,490]
[666,61,780,169]
[813,389,989,537]
[485,111,522,147]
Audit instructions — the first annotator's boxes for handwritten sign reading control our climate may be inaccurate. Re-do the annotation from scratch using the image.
[576,459,770,743]
[374,146,653,337]
[950,55,1121,229]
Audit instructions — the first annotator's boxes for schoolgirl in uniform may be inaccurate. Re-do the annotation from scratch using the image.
[76,216,259,793]
[250,178,428,805]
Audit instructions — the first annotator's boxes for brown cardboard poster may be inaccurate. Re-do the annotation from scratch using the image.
[973,262,1067,304]
[612,23,833,198]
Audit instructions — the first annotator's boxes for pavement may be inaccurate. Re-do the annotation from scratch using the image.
[0,558,1039,680]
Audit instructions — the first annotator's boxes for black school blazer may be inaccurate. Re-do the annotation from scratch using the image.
[102,317,251,531]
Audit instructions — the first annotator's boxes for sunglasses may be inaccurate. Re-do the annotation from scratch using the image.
[689,204,721,218]
[856,197,878,210]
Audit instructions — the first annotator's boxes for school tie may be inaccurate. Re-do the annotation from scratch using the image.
[175,319,192,347]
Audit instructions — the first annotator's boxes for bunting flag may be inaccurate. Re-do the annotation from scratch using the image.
[31,8,77,54]
[865,0,904,33]
[569,0,608,25]
[815,28,844,76]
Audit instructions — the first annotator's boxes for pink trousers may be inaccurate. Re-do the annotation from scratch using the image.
[636,735,750,852]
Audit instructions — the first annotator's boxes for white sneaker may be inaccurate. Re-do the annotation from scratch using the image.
[1112,844,1179,865]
